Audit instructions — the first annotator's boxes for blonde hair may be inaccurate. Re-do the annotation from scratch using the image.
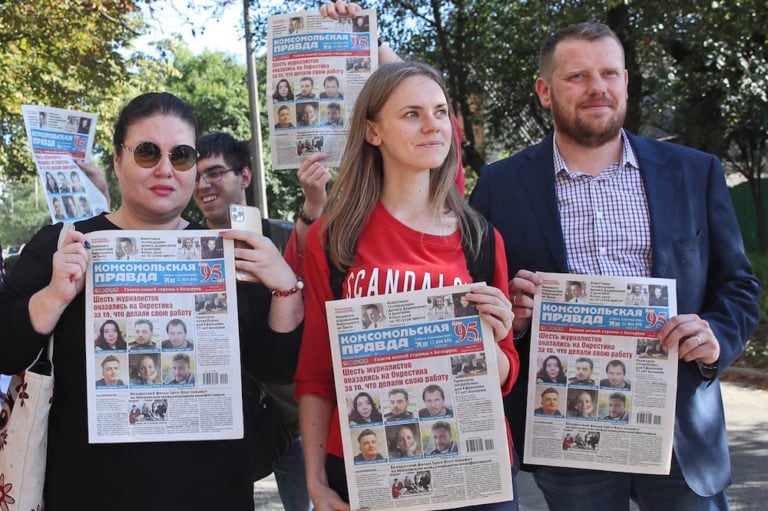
[323,61,486,270]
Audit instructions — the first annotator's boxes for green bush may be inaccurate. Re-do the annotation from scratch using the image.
[743,252,768,369]
[748,252,768,323]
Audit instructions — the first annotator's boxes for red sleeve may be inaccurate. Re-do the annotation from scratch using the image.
[294,221,336,401]
[451,114,466,197]
[491,228,519,397]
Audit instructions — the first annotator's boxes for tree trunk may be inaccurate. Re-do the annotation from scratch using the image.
[607,4,643,134]
[748,176,768,252]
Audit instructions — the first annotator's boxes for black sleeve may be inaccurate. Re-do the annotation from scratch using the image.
[236,282,303,384]
[0,224,62,373]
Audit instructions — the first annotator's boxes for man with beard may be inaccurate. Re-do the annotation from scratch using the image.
[470,22,759,511]
[383,388,414,421]
[128,319,156,350]
[193,132,310,511]
[165,353,195,385]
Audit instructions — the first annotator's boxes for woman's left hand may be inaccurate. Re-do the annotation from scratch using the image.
[219,230,298,291]
[464,284,514,342]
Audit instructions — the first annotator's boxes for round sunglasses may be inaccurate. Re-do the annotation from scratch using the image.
[121,142,199,171]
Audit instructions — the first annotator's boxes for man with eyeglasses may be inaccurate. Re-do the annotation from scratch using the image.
[193,132,313,511]
[193,133,255,230]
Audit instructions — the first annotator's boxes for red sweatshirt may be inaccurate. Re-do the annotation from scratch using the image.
[295,202,519,460]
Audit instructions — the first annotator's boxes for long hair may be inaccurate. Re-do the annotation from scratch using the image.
[537,355,567,384]
[323,61,486,270]
[349,392,382,423]
[272,79,294,101]
[95,319,127,350]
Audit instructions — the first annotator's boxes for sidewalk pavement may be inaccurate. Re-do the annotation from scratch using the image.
[254,376,768,510]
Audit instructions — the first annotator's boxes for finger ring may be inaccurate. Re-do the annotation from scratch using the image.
[693,335,702,346]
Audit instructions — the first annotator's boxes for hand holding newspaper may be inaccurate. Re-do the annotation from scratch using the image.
[267,8,379,169]
[84,230,243,444]
[326,284,513,510]
[523,272,678,474]
[22,105,109,222]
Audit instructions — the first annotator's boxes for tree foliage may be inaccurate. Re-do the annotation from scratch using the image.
[368,1,766,173]
[0,0,143,178]
[89,39,303,222]
[0,176,53,247]
[2,1,764,247]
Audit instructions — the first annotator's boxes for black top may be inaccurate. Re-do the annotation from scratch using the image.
[0,214,302,510]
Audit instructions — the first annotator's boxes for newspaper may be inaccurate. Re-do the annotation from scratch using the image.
[83,230,243,444]
[326,284,513,510]
[267,9,378,169]
[523,272,678,474]
[21,105,109,222]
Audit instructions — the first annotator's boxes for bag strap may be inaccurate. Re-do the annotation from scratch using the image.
[325,218,496,300]
[325,227,347,301]
[464,217,495,286]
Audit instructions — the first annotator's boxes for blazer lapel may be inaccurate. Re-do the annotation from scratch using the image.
[629,134,680,278]
[519,134,569,272]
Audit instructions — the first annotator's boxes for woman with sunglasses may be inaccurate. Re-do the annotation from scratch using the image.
[295,62,520,510]
[0,92,303,510]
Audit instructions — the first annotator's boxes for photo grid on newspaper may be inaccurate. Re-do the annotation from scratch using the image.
[267,9,378,169]
[524,272,678,474]
[326,284,513,511]
[84,230,244,444]
[21,105,109,222]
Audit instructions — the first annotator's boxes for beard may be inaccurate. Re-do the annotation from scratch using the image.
[551,94,626,148]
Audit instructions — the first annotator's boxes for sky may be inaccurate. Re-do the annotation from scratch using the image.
[133,0,247,62]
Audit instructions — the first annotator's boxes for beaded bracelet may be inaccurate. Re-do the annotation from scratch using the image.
[270,277,304,297]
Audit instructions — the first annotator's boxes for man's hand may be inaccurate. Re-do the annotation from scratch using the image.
[658,314,720,365]
[297,152,331,220]
[219,230,296,290]
[508,269,543,334]
[320,0,361,19]
[74,159,110,208]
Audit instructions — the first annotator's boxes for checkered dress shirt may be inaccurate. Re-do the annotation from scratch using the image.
[553,130,652,277]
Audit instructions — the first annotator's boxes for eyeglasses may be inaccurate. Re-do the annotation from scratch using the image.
[121,142,198,171]
[195,167,238,184]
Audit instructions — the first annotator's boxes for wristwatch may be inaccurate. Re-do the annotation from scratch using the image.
[696,360,719,380]
[297,205,317,225]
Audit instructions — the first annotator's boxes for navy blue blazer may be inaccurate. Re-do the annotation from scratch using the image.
[470,132,760,496]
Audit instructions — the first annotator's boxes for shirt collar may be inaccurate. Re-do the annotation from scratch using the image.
[553,129,639,176]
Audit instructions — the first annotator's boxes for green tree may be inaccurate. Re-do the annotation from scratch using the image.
[0,1,143,179]
[96,40,303,222]
[366,1,767,251]
[372,1,765,165]
[0,175,52,247]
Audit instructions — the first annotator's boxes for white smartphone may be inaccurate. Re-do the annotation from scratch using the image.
[229,204,262,282]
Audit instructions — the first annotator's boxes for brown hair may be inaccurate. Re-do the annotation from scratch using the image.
[538,23,624,80]
[323,61,486,270]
